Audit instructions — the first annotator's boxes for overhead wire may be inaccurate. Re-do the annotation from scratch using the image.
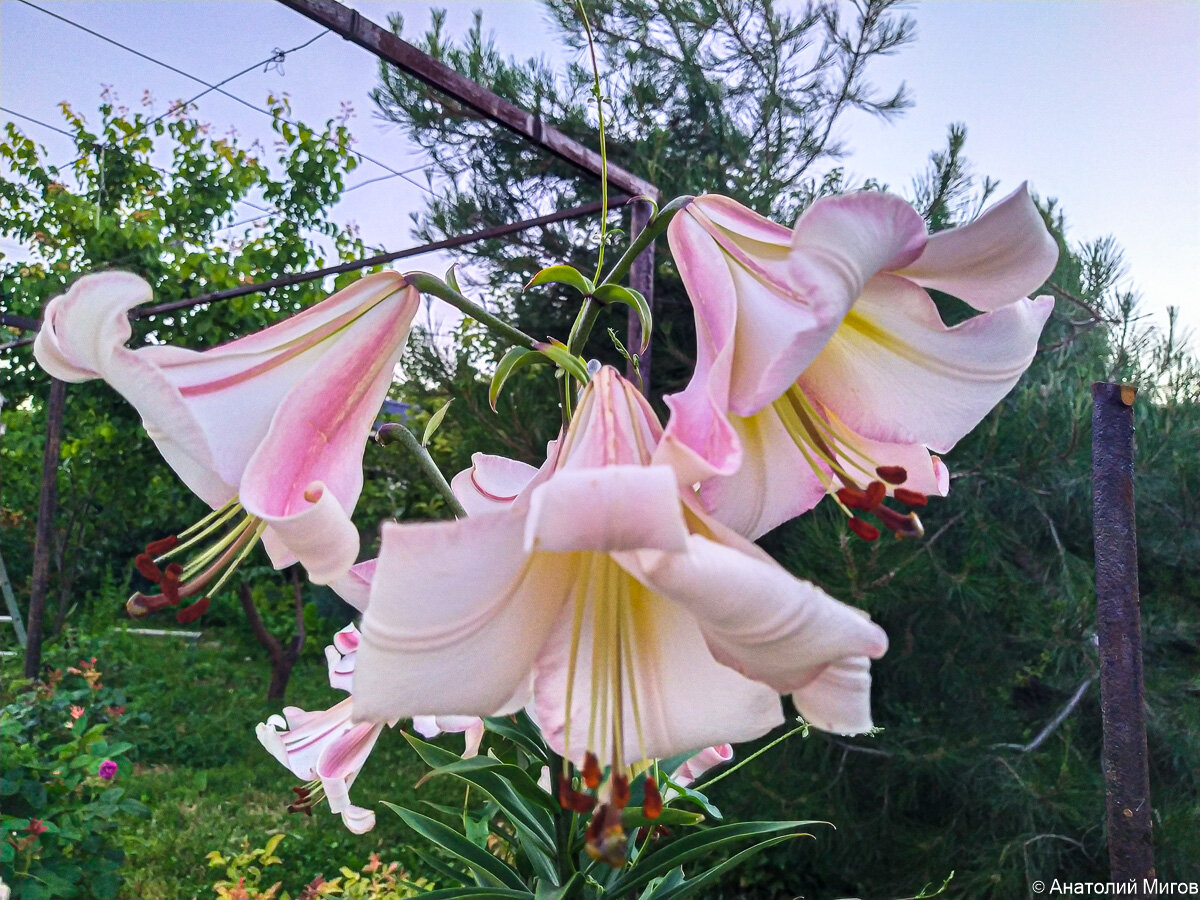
[15,0,438,197]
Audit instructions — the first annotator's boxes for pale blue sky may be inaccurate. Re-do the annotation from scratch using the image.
[2,0,1197,347]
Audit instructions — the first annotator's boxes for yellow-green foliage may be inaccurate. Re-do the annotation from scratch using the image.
[207,835,430,900]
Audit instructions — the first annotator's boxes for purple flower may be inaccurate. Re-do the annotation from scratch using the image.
[98,760,118,780]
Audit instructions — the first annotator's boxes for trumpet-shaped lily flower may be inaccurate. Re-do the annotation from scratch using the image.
[258,623,394,833]
[661,185,1058,539]
[34,271,420,617]
[353,367,888,845]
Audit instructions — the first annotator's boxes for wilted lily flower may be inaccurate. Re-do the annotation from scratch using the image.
[661,185,1058,539]
[257,623,393,834]
[34,272,419,620]
[353,366,888,859]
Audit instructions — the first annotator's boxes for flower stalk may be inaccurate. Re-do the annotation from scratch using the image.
[376,423,467,519]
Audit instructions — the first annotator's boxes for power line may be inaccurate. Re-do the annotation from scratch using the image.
[16,0,436,197]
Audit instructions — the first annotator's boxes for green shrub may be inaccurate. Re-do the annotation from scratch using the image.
[0,659,148,899]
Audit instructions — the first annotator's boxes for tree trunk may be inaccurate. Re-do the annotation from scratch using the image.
[238,569,306,701]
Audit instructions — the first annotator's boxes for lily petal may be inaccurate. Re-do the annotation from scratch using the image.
[532,558,784,763]
[671,744,734,788]
[800,275,1055,452]
[450,453,540,515]
[525,466,689,554]
[697,408,828,539]
[624,535,888,695]
[895,184,1059,312]
[791,655,877,735]
[353,513,576,722]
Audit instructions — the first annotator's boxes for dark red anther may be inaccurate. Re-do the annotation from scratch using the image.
[893,488,928,508]
[291,785,311,799]
[582,752,602,789]
[585,804,608,844]
[875,506,924,539]
[558,776,597,814]
[643,777,663,820]
[875,465,908,485]
[863,480,887,509]
[611,772,631,810]
[135,554,163,582]
[145,536,179,557]
[161,563,183,605]
[176,596,210,625]
[836,487,869,510]
[847,517,880,542]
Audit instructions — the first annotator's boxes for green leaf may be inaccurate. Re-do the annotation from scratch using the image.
[621,806,704,829]
[481,712,549,762]
[445,264,462,294]
[490,346,543,411]
[608,820,824,896]
[525,264,594,295]
[422,399,454,446]
[410,888,533,900]
[657,834,801,899]
[535,343,591,386]
[381,803,527,892]
[593,284,653,352]
[402,733,557,852]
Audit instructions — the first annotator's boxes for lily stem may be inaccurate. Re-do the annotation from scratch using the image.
[403,271,536,351]
[566,196,693,361]
[375,423,467,519]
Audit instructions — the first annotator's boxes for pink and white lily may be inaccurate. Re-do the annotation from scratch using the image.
[33,271,420,617]
[257,624,391,833]
[352,367,889,785]
[661,185,1058,539]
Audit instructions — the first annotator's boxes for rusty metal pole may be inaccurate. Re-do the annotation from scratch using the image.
[1091,381,1155,887]
[24,377,66,678]
[627,200,655,394]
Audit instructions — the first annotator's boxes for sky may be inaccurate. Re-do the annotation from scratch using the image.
[2,0,1198,348]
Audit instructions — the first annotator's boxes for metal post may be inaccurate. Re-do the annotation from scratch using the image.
[24,377,66,678]
[627,200,655,394]
[1091,381,1155,888]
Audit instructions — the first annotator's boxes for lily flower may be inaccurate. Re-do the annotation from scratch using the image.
[352,366,888,859]
[257,623,394,833]
[661,185,1058,539]
[34,271,420,618]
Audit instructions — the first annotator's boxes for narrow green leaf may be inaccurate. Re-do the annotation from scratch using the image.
[535,343,591,386]
[381,803,526,891]
[402,733,558,854]
[411,888,533,900]
[422,399,454,447]
[609,820,825,896]
[657,834,802,899]
[593,284,653,352]
[445,264,462,294]
[482,712,549,761]
[490,346,543,411]
[525,264,594,295]
[621,806,704,829]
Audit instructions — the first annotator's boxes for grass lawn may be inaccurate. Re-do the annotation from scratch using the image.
[5,613,460,900]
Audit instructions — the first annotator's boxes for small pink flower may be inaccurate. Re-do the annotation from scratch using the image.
[69,705,84,720]
[25,819,48,835]
[98,760,118,780]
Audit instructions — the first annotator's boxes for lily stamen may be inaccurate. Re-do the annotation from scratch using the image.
[127,504,266,622]
[771,387,925,542]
